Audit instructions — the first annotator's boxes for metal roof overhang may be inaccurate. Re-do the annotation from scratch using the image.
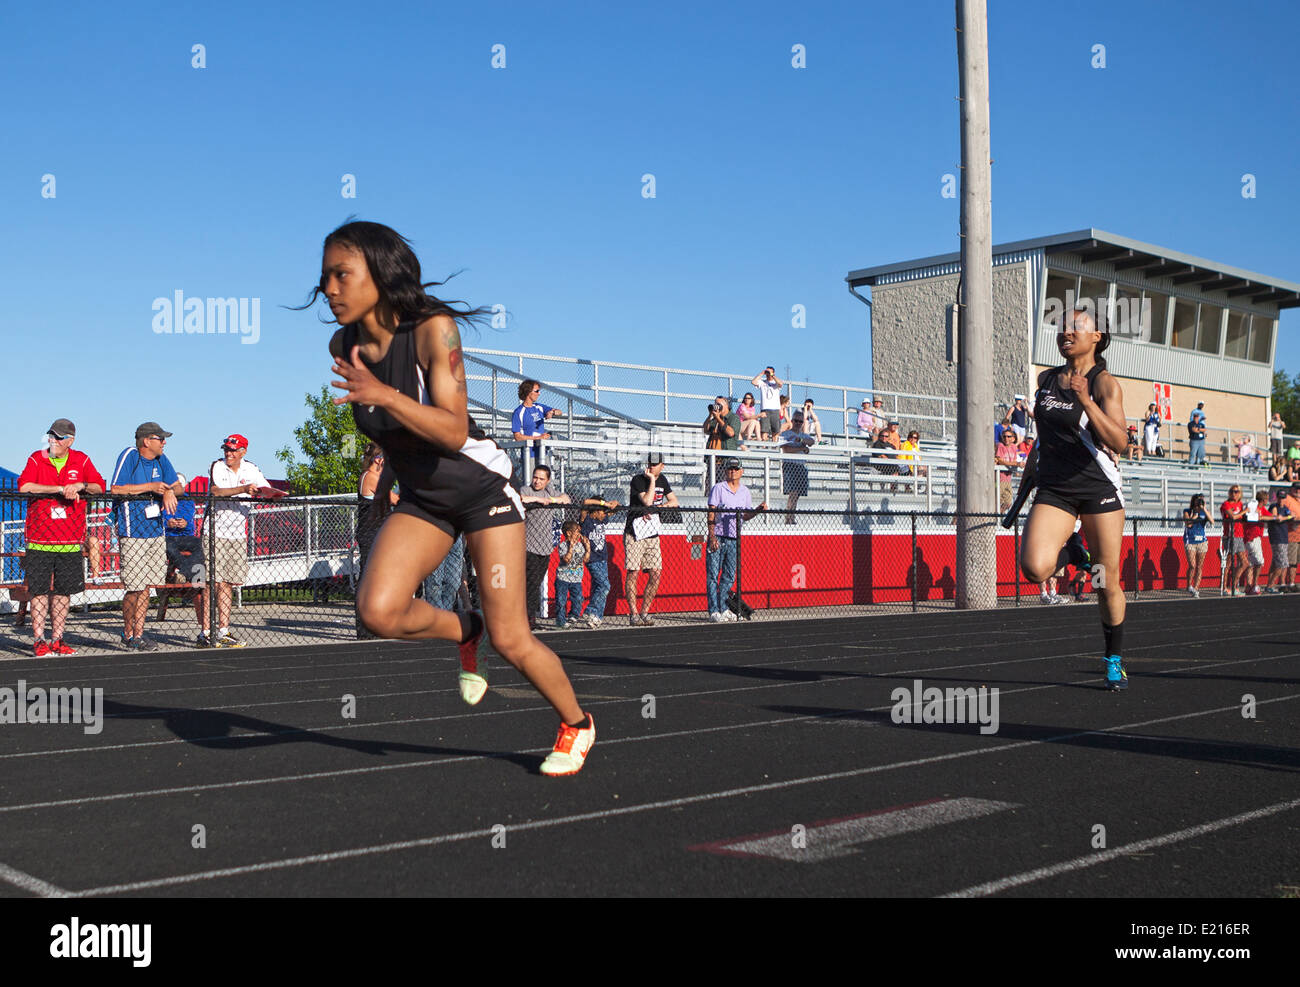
[846,228,1300,309]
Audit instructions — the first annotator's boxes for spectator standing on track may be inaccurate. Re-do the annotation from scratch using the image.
[1240,489,1272,596]
[111,422,183,650]
[520,463,569,630]
[354,443,396,640]
[1265,490,1291,594]
[1188,404,1207,467]
[554,521,589,629]
[1220,484,1247,596]
[577,496,619,626]
[423,534,467,612]
[162,473,210,643]
[1181,494,1211,598]
[751,366,784,440]
[624,452,678,625]
[706,457,767,622]
[512,379,561,476]
[1283,482,1300,592]
[17,419,105,657]
[206,433,272,648]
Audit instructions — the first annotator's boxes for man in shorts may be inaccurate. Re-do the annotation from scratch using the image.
[624,451,679,625]
[1284,482,1300,592]
[111,422,182,650]
[17,419,106,656]
[206,433,270,648]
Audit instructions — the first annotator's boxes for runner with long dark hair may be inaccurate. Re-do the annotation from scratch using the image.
[1019,305,1131,690]
[305,220,594,775]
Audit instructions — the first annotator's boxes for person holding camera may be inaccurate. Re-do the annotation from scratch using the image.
[751,366,784,440]
[702,395,740,482]
[1182,493,1212,597]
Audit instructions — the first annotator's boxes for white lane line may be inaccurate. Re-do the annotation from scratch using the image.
[63,693,1300,896]
[691,797,1018,862]
[942,796,1300,898]
[0,861,71,897]
[7,621,1289,762]
[2,645,1294,810]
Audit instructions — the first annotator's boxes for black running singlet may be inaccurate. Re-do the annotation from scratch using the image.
[1032,364,1122,496]
[342,321,515,518]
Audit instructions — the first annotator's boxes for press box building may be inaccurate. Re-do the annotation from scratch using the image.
[846,230,1300,442]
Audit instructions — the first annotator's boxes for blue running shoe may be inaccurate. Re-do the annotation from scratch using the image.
[1066,531,1092,572]
[1105,654,1128,691]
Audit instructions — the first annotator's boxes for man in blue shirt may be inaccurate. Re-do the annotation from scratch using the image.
[110,421,182,650]
[1188,402,1207,467]
[511,378,562,477]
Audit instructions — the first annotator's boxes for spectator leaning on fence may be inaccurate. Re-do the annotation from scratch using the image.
[554,520,589,629]
[17,418,105,657]
[512,378,561,473]
[706,457,767,622]
[1220,484,1247,596]
[1240,489,1272,595]
[162,473,210,641]
[205,433,270,648]
[520,463,570,630]
[111,422,183,650]
[624,451,678,625]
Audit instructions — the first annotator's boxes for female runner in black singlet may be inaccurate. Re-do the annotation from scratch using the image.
[307,220,594,775]
[1020,305,1131,690]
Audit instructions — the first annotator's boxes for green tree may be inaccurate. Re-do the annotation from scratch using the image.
[276,386,368,494]
[1272,368,1300,431]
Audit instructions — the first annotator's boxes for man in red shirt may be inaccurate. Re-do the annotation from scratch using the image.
[1240,489,1272,596]
[1220,485,1246,596]
[17,419,106,656]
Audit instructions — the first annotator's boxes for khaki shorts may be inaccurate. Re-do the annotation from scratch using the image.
[623,534,662,572]
[1290,542,1300,566]
[214,537,249,585]
[120,536,166,592]
[1245,538,1265,567]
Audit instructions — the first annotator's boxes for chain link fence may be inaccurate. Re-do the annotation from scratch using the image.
[1,491,1293,655]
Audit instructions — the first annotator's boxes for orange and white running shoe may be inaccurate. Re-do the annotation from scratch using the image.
[539,714,596,776]
[457,613,488,706]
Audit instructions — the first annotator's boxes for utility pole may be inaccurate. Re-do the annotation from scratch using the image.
[955,0,996,609]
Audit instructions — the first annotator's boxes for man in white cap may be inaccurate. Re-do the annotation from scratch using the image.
[206,433,270,648]
[17,419,105,656]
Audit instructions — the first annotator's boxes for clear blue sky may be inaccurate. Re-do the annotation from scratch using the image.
[3,0,1297,478]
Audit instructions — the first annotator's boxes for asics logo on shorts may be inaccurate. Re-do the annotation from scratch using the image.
[489,504,513,516]
[1100,497,1116,505]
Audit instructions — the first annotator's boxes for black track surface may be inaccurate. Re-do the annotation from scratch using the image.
[1,596,1297,898]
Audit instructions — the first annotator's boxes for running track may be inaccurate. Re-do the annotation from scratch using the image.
[0,595,1297,897]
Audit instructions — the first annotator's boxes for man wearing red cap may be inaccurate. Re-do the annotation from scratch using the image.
[17,419,105,656]
[205,433,269,648]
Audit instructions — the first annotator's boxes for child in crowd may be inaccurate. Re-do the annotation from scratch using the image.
[555,520,590,628]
